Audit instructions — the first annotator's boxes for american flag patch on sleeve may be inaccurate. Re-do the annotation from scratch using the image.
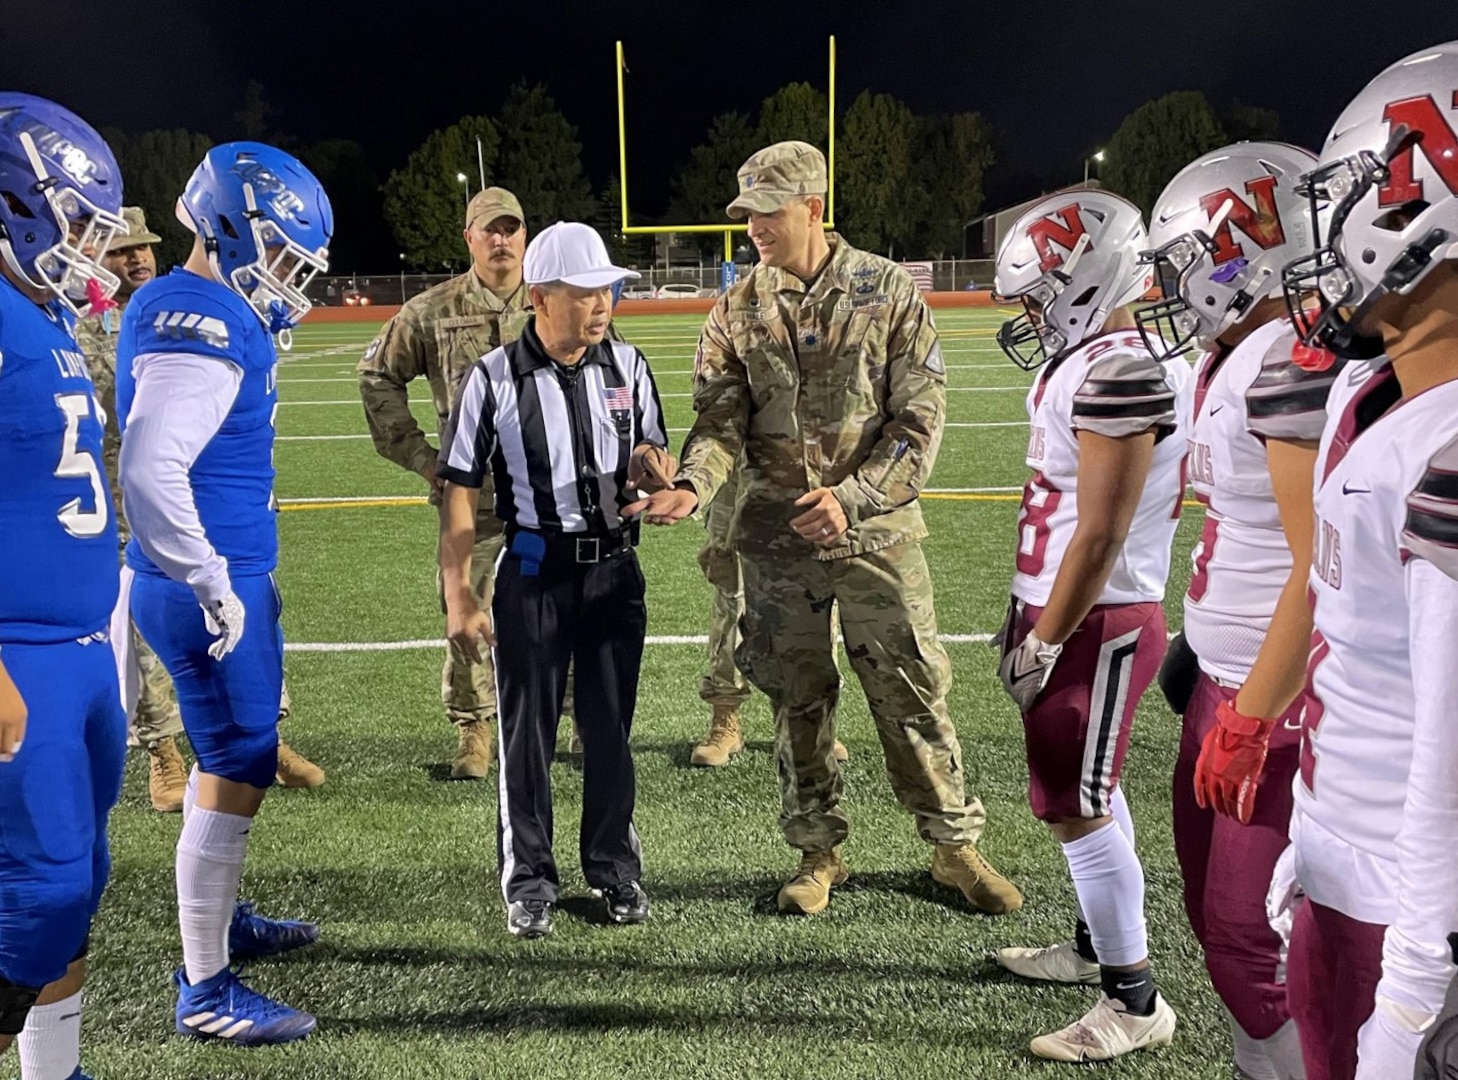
[604,385,634,411]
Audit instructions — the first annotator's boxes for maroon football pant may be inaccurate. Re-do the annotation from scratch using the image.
[1013,601,1165,821]
[1172,672,1300,1040]
[1287,897,1386,1080]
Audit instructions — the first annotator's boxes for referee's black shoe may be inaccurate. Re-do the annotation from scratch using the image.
[603,881,651,925]
[507,899,554,939]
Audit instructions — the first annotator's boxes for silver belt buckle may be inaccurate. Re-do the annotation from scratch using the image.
[575,536,601,563]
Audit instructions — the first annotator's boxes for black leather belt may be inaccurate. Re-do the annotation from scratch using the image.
[508,524,639,565]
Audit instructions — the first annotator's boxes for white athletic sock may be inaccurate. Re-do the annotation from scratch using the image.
[181,765,199,823]
[176,806,250,985]
[1228,1007,1281,1080]
[1109,786,1136,849]
[17,990,81,1080]
[1061,821,1148,968]
[1261,1019,1306,1080]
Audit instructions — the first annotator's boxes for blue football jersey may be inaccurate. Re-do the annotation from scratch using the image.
[116,270,279,578]
[0,278,119,644]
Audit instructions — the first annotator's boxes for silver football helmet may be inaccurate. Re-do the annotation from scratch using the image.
[1283,40,1458,357]
[1139,142,1320,360]
[994,190,1152,369]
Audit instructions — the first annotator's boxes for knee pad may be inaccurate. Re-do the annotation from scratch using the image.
[0,976,41,1037]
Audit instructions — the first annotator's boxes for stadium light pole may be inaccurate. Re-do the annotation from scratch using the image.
[399,252,407,305]
[1084,150,1105,185]
[456,172,469,215]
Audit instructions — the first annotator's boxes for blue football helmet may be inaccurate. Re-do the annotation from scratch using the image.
[0,92,127,315]
[177,142,332,333]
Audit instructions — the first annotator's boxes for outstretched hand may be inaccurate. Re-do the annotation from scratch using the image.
[625,486,699,525]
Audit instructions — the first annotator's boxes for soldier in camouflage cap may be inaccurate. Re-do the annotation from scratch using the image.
[359,187,578,778]
[75,207,324,809]
[632,141,1021,917]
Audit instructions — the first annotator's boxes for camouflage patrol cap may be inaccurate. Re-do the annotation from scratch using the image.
[726,141,828,220]
[106,207,162,251]
[467,187,525,229]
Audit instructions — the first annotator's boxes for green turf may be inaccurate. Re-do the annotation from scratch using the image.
[72,308,1226,1080]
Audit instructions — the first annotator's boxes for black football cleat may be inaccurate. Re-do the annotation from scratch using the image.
[506,899,554,939]
[603,881,651,925]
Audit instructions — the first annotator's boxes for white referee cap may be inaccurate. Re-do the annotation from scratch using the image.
[524,222,640,289]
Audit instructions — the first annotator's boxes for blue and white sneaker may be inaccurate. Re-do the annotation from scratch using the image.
[174,967,316,1046]
[65,1070,93,1080]
[228,901,319,962]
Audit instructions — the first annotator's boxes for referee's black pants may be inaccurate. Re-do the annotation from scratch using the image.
[491,539,647,904]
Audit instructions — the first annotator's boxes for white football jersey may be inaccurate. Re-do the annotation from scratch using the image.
[1183,320,1340,683]
[1293,363,1458,924]
[1012,329,1194,608]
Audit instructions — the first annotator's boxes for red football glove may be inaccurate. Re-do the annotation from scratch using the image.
[1193,700,1276,825]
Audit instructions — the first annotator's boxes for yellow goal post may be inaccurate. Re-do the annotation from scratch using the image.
[615,36,837,272]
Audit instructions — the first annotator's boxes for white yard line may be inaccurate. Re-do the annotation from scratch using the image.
[276,433,374,442]
[285,632,997,653]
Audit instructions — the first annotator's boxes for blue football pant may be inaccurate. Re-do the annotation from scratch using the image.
[0,636,125,989]
[130,573,283,790]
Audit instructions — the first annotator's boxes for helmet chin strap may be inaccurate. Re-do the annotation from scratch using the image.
[1327,227,1452,358]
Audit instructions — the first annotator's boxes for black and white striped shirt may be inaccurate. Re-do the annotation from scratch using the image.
[438,321,667,533]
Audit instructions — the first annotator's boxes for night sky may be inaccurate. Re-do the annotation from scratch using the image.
[9,0,1458,253]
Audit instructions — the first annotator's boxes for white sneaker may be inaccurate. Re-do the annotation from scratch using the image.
[995,940,1101,985]
[1029,993,1177,1062]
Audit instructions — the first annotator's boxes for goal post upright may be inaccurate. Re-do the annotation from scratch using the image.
[615,35,837,272]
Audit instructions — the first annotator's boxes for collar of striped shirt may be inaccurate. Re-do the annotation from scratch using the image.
[508,318,616,376]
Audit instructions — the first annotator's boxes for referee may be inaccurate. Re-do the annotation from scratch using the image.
[437,221,674,939]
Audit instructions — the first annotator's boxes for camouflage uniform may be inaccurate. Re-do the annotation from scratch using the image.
[358,264,530,729]
[697,470,752,709]
[75,294,183,749]
[677,230,985,855]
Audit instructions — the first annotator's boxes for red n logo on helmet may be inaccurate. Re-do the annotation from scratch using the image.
[1027,205,1087,272]
[1198,176,1287,265]
[1379,92,1458,206]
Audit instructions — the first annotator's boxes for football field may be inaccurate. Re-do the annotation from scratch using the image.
[81,308,1225,1079]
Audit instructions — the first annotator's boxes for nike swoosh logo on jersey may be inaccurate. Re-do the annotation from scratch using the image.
[1209,404,1224,416]
[1342,481,1372,495]
[1284,716,1303,732]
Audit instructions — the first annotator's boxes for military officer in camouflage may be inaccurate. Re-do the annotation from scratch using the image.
[632,142,1021,916]
[76,208,323,810]
[691,471,848,768]
[359,187,569,779]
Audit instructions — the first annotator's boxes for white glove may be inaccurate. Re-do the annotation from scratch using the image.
[1265,844,1303,950]
[201,592,246,661]
[999,629,1063,713]
[1355,1001,1429,1080]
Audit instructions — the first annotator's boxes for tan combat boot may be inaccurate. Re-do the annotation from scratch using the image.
[690,705,745,767]
[777,848,849,915]
[276,740,326,788]
[931,842,1023,915]
[147,737,188,813]
[451,719,494,780]
[833,740,849,762]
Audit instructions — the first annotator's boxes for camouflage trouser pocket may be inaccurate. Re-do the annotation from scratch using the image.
[734,604,781,701]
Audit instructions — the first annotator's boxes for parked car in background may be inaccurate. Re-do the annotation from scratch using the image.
[620,284,656,301]
[655,282,708,299]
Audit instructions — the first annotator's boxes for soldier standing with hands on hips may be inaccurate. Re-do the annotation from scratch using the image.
[631,141,1022,918]
[438,222,673,940]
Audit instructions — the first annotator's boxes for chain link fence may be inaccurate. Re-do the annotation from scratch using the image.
[306,259,999,308]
